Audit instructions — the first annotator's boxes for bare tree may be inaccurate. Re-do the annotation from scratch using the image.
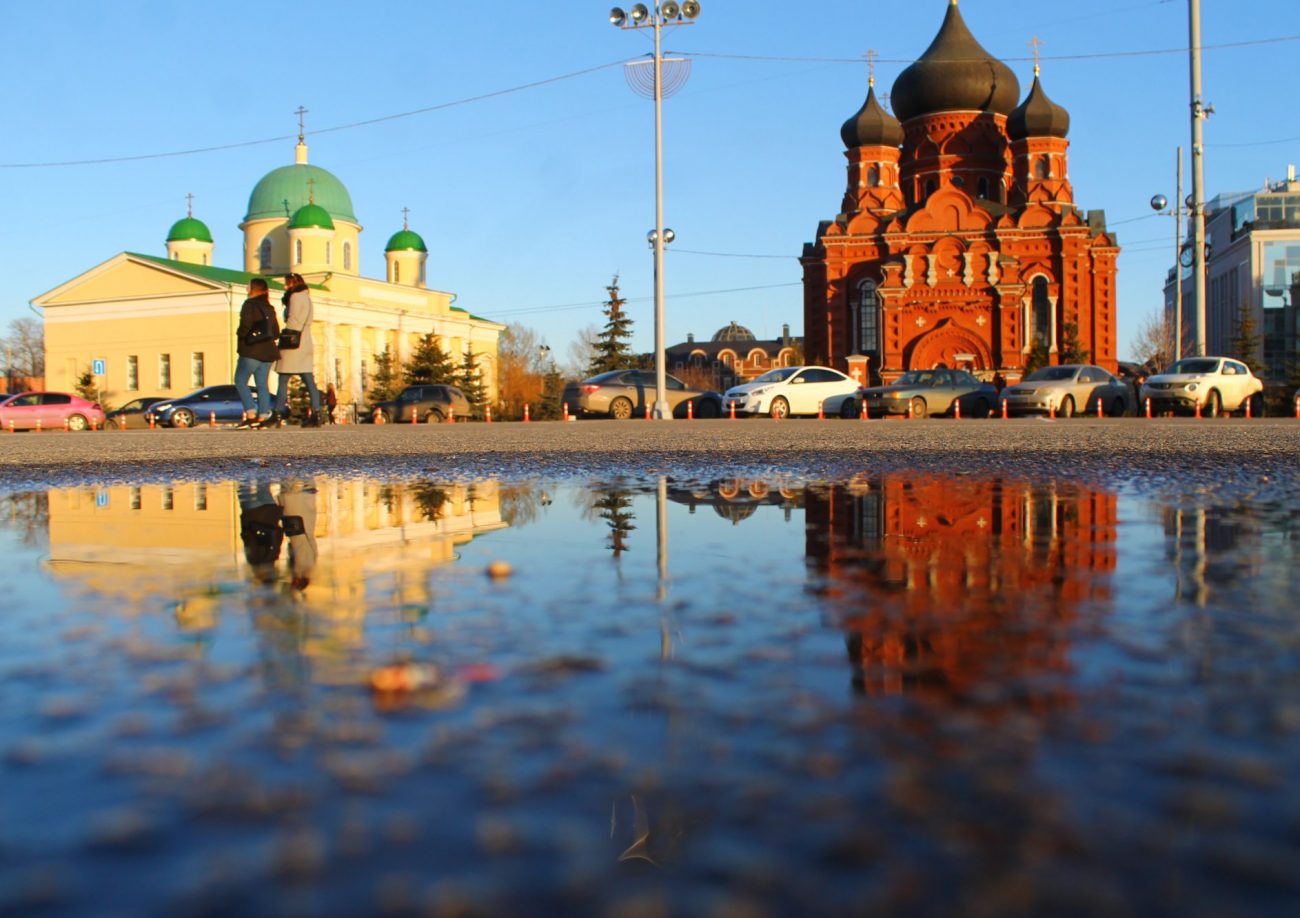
[563,324,600,380]
[3,317,44,377]
[1130,308,1175,372]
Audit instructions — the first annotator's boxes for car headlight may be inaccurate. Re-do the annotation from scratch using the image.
[1186,383,1199,392]
[887,391,904,399]
[749,386,770,397]
[153,403,173,412]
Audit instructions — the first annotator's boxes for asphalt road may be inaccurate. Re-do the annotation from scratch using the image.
[1,417,1297,494]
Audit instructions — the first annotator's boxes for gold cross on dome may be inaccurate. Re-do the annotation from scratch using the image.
[401,206,410,230]
[294,105,308,141]
[866,49,877,87]
[1029,36,1043,76]
[306,177,316,205]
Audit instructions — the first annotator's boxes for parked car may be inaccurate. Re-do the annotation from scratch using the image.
[843,369,999,419]
[1140,357,1264,417]
[1000,364,1133,418]
[0,391,106,431]
[364,384,471,423]
[105,396,167,429]
[562,370,722,419]
[724,366,860,419]
[148,385,255,428]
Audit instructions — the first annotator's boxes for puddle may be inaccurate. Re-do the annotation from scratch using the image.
[1,474,1298,914]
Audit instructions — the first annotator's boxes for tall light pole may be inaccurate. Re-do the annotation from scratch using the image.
[1188,0,1211,356]
[610,2,700,419]
[1151,146,1185,364]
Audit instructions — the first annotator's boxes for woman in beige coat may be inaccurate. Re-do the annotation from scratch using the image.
[266,274,322,427]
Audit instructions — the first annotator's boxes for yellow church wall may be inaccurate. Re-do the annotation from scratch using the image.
[41,259,214,304]
[243,219,361,277]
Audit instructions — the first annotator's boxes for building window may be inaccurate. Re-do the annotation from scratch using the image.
[294,239,303,264]
[202,253,208,265]
[343,242,352,271]
[191,352,205,387]
[867,165,880,188]
[360,359,368,390]
[977,177,989,199]
[393,261,401,283]
[126,355,139,391]
[158,353,171,389]
[129,487,141,511]
[259,238,272,270]
[1035,156,1050,180]
[858,279,880,353]
[325,241,332,265]
[1032,277,1051,346]
[194,483,207,511]
[161,487,173,511]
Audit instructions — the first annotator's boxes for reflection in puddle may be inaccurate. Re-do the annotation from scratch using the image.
[1,474,1298,914]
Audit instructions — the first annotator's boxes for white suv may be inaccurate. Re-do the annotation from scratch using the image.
[1140,357,1264,417]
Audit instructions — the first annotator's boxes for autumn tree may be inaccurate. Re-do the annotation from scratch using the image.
[496,323,548,420]
[587,275,635,376]
[404,334,457,386]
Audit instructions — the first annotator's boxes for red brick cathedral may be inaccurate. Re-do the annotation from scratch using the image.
[802,0,1119,383]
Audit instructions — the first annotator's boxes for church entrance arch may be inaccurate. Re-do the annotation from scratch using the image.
[906,319,993,372]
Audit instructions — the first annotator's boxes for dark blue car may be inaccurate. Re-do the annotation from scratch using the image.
[148,385,256,428]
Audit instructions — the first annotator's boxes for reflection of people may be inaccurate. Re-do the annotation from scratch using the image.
[234,278,280,428]
[279,479,318,592]
[239,481,283,583]
[267,274,322,427]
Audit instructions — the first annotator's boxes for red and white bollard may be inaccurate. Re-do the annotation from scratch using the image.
[7,419,13,433]
[1294,395,1300,419]
[1145,397,1152,419]
[1001,399,1009,420]
[412,407,419,424]
[817,400,824,421]
[954,399,962,420]
[861,400,869,421]
[562,402,569,422]
[1245,397,1252,419]
[645,405,651,420]
[148,413,156,429]
[523,403,531,423]
[906,403,913,420]
[1096,398,1103,419]
[687,400,694,420]
[35,418,41,433]
[486,405,493,423]
[729,401,736,420]
[1049,402,1056,420]
[209,411,216,428]
[1195,399,1202,420]
[63,417,70,431]
[374,407,385,424]
[447,406,454,423]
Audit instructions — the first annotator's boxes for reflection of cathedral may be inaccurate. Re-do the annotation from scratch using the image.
[668,478,803,525]
[805,476,1117,703]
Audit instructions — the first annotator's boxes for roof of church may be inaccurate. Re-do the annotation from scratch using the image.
[841,84,904,149]
[385,229,428,253]
[289,202,335,230]
[166,216,213,244]
[890,0,1020,122]
[712,321,757,342]
[1008,74,1071,140]
[245,163,357,224]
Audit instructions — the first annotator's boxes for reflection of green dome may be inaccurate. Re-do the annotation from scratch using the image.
[245,163,356,224]
[289,203,335,230]
[166,216,213,243]
[385,229,427,252]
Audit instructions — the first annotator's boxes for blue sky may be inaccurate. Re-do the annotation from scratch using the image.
[3,0,1295,364]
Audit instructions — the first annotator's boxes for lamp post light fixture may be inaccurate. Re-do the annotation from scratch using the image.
[610,2,701,419]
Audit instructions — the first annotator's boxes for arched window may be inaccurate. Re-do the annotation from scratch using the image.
[202,253,208,265]
[343,241,352,271]
[977,177,989,200]
[1035,156,1050,180]
[1032,276,1051,346]
[857,279,880,353]
[393,261,401,284]
[867,165,881,188]
[259,238,272,270]
[294,239,302,265]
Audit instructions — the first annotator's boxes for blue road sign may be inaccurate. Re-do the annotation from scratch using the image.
[92,359,106,375]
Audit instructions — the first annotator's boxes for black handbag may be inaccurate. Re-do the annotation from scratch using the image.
[278,328,302,350]
[244,316,274,345]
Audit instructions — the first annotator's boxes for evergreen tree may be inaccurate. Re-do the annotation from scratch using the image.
[369,346,402,403]
[1058,322,1091,364]
[74,367,110,410]
[537,364,565,420]
[1229,302,1265,374]
[1023,339,1051,375]
[404,334,457,386]
[594,489,637,559]
[587,275,635,376]
[458,350,489,419]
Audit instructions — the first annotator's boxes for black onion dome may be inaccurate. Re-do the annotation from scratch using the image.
[841,83,904,149]
[890,0,1021,122]
[1007,74,1070,140]
[712,321,756,343]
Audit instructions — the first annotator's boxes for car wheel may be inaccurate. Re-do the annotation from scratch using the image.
[974,398,990,419]
[1249,392,1265,417]
[1058,395,1075,418]
[428,408,445,424]
[171,408,193,428]
[1109,397,1125,418]
[1204,390,1221,418]
[840,398,858,420]
[695,398,720,419]
[66,414,88,431]
[909,397,928,419]
[609,397,634,420]
[768,397,790,419]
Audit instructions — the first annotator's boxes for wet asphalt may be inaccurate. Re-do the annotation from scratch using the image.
[0,417,1296,495]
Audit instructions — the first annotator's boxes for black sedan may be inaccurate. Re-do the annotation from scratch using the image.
[105,396,167,429]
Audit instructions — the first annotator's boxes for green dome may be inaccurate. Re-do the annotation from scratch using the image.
[166,216,213,243]
[289,203,335,230]
[245,163,356,224]
[385,229,427,253]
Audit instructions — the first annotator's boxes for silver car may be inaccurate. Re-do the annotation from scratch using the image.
[1001,364,1133,418]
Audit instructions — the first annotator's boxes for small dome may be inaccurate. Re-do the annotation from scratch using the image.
[385,229,427,253]
[890,1,1020,123]
[1008,74,1070,140]
[712,321,756,343]
[841,84,903,149]
[245,163,356,224]
[166,216,212,243]
[289,203,334,230]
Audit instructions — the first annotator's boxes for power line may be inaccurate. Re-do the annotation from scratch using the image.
[490,281,802,318]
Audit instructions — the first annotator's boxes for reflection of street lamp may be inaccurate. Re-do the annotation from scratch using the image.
[610,2,701,420]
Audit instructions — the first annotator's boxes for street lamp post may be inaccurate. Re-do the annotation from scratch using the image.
[1188,0,1212,356]
[1150,146,1185,364]
[610,2,701,419]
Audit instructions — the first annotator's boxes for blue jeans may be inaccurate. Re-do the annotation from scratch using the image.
[275,372,322,415]
[234,356,274,415]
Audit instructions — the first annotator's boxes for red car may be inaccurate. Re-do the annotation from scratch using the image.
[0,391,106,431]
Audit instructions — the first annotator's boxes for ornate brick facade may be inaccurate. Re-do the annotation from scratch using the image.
[802,1,1119,383]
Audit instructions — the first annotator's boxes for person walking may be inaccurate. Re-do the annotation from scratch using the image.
[324,383,338,424]
[264,273,322,427]
[234,278,280,429]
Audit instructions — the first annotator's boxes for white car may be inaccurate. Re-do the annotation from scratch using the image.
[1140,356,1264,417]
[723,366,861,419]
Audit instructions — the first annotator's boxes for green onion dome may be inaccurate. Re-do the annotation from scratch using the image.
[385,229,428,253]
[288,203,335,231]
[245,163,356,224]
[166,216,213,243]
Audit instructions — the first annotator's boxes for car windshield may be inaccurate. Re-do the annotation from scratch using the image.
[1168,358,1220,374]
[752,368,800,384]
[894,371,936,386]
[1026,367,1077,382]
